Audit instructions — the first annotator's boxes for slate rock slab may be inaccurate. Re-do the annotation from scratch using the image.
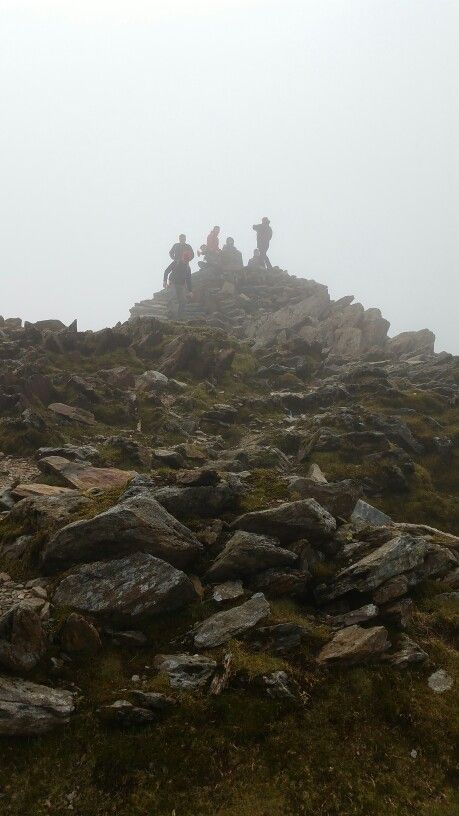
[39,456,137,491]
[317,535,429,601]
[11,484,76,500]
[42,495,203,573]
[191,593,270,649]
[231,499,336,544]
[288,478,362,519]
[317,625,390,665]
[48,402,96,426]
[53,553,198,621]
[154,653,217,690]
[0,676,75,736]
[206,531,297,581]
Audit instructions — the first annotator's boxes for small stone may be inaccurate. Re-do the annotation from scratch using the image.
[212,581,245,603]
[428,669,454,694]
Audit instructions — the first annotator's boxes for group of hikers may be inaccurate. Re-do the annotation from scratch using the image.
[163,218,273,317]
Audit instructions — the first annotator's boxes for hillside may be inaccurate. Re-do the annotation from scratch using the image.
[0,263,457,816]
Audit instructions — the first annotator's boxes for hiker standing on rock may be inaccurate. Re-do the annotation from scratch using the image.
[253,217,273,270]
[163,234,194,319]
[163,249,193,319]
[163,233,194,289]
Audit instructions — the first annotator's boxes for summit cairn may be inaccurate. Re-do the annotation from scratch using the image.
[130,261,434,360]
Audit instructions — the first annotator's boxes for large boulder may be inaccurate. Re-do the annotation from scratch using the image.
[0,676,75,735]
[41,495,203,573]
[206,531,297,581]
[191,593,270,648]
[288,478,362,519]
[387,329,435,357]
[317,535,429,601]
[53,553,198,622]
[9,492,92,531]
[317,625,390,665]
[231,499,336,544]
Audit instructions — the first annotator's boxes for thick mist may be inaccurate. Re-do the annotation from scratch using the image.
[1,0,458,351]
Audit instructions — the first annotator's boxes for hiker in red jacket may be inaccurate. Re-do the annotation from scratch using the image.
[198,226,220,259]
[253,217,273,270]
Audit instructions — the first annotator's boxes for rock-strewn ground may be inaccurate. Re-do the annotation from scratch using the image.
[0,271,457,816]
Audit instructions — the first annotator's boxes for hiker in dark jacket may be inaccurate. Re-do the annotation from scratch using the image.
[163,234,194,290]
[164,249,193,318]
[253,217,273,270]
[169,234,194,263]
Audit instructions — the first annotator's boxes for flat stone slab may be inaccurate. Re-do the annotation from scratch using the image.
[39,456,137,491]
[11,483,76,500]
[53,552,198,621]
[191,593,270,649]
[0,676,75,736]
[48,402,96,425]
[154,653,217,690]
[317,625,390,666]
[231,499,336,543]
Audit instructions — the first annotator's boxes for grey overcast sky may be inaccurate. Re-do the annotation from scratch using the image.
[1,0,458,351]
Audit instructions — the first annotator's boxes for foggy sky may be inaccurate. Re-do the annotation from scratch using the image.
[1,0,458,352]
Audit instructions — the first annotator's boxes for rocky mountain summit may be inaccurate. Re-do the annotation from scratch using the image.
[0,266,457,816]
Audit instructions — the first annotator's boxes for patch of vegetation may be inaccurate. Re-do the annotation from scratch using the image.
[239,468,290,513]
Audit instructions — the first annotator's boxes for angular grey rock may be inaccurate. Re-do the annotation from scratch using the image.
[307,463,328,483]
[231,499,336,544]
[318,535,428,601]
[41,495,202,573]
[330,603,379,629]
[48,402,96,425]
[154,653,217,690]
[191,593,270,649]
[373,575,409,605]
[206,531,297,581]
[0,676,75,735]
[351,500,393,527]
[317,625,390,666]
[386,635,428,668]
[53,553,198,622]
[212,580,245,603]
[288,478,362,519]
[387,328,435,357]
[263,670,298,701]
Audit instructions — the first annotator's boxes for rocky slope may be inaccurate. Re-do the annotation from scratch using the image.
[0,267,457,816]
